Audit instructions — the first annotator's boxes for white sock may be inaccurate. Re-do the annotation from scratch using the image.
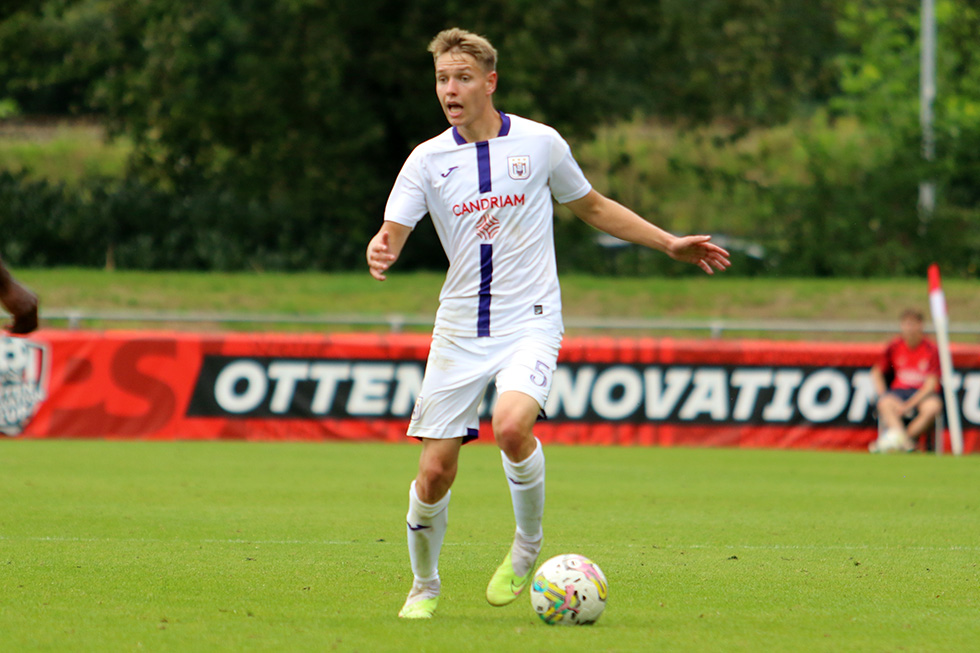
[501,439,545,575]
[405,578,441,605]
[406,481,450,586]
[510,531,542,577]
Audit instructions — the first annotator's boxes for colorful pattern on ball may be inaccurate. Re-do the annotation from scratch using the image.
[529,553,608,625]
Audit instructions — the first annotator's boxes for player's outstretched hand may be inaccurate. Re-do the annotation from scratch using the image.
[367,231,397,281]
[667,235,731,275]
[1,280,39,334]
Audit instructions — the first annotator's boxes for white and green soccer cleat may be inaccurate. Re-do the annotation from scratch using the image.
[398,595,438,619]
[486,551,537,607]
[398,580,440,619]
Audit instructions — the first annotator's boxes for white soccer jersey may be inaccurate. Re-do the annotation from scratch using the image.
[384,112,592,338]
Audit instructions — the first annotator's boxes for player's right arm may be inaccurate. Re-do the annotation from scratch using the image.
[869,341,895,398]
[869,363,888,398]
[367,221,414,281]
[0,255,39,334]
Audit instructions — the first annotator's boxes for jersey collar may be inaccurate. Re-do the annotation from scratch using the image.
[452,111,511,145]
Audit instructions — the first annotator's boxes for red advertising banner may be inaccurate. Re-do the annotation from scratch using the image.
[5,330,980,452]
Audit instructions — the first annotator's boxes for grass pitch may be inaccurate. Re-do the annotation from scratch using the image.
[1,440,978,652]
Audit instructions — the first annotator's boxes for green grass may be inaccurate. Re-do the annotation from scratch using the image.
[14,268,980,340]
[0,121,131,185]
[1,441,978,652]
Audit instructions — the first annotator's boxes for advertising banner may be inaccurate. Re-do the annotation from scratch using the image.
[7,330,980,452]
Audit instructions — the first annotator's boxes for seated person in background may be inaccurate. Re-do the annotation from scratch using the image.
[0,255,38,334]
[869,308,943,452]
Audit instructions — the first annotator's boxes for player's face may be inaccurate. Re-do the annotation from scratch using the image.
[434,52,497,129]
[900,316,923,345]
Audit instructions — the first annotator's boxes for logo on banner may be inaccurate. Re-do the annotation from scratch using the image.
[0,337,50,436]
[508,155,530,180]
[184,354,980,429]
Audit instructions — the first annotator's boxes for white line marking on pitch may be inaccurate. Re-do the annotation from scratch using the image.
[2,536,979,552]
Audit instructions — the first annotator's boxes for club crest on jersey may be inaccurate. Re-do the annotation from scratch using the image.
[508,156,531,180]
[0,336,50,436]
[475,213,500,241]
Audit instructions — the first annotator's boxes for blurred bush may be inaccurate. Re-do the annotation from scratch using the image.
[0,171,350,271]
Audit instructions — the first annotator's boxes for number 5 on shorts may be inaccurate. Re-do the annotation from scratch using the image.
[530,360,551,387]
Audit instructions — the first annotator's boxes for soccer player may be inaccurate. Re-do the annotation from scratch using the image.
[869,308,943,453]
[366,27,731,619]
[0,255,38,334]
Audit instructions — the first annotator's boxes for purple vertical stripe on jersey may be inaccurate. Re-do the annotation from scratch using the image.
[498,111,511,136]
[478,244,493,336]
[476,141,491,193]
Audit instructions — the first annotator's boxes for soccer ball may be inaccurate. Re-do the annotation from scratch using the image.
[871,427,912,453]
[530,553,608,625]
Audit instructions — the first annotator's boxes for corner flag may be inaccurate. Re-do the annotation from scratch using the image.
[928,263,963,455]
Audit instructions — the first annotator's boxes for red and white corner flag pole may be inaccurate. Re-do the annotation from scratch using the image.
[928,263,963,455]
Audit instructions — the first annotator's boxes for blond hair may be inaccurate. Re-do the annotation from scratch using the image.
[427,28,497,72]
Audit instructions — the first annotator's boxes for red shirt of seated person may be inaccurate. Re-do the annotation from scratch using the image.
[869,309,943,450]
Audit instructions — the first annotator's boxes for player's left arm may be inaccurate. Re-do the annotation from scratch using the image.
[903,346,943,412]
[0,256,39,334]
[563,190,731,275]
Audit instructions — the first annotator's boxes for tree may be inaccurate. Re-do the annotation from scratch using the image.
[16,0,965,274]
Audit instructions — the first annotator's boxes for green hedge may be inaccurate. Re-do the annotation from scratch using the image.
[3,167,977,277]
[1,172,341,271]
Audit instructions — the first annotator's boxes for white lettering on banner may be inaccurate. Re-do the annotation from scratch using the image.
[269,362,311,413]
[731,369,774,421]
[348,364,395,415]
[478,394,493,418]
[0,384,44,426]
[198,356,980,427]
[592,366,643,420]
[947,372,963,394]
[963,374,980,424]
[763,370,804,422]
[848,371,875,422]
[679,369,729,420]
[210,360,422,417]
[310,363,352,413]
[644,368,691,419]
[215,360,268,413]
[391,365,424,416]
[797,369,850,422]
[545,366,596,419]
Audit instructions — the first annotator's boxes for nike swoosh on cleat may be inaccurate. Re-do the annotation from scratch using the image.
[407,522,431,531]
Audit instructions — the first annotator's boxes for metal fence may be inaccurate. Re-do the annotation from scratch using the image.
[39,308,980,339]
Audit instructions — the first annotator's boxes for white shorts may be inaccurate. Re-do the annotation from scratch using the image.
[407,327,562,442]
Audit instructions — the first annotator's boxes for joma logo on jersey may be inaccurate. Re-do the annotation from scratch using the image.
[452,194,525,217]
[508,156,530,180]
